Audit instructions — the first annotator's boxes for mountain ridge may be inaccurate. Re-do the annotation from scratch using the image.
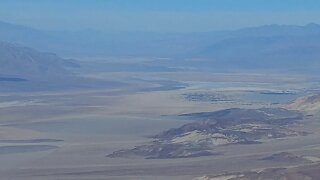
[0,41,79,78]
[1,21,320,73]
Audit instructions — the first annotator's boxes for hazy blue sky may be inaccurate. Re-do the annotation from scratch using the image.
[1,0,320,32]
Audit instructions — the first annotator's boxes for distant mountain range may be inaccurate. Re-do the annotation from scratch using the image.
[0,41,79,78]
[196,24,320,71]
[0,40,129,92]
[1,21,320,73]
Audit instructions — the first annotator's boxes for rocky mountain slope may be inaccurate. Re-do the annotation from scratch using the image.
[0,41,79,78]
[194,161,320,180]
[108,108,306,159]
[287,94,320,114]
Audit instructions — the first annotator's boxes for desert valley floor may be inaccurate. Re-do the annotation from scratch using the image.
[1,72,320,180]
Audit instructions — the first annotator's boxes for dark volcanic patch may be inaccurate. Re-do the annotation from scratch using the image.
[108,108,307,159]
[107,143,219,159]
[180,108,303,127]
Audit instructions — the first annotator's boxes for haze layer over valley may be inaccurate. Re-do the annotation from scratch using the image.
[2,1,320,179]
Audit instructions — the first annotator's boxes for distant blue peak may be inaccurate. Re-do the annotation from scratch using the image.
[305,23,320,28]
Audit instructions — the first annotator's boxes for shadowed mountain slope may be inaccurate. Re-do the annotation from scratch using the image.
[0,41,79,78]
